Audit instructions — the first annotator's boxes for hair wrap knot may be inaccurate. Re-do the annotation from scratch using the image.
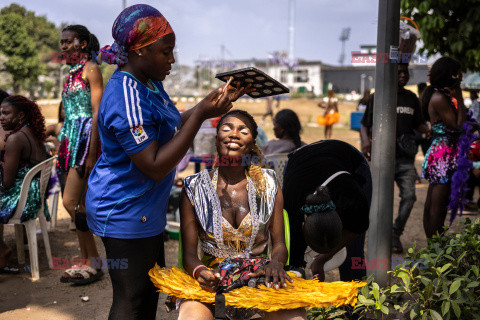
[99,42,129,66]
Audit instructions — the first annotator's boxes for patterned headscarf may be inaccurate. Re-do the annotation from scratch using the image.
[99,4,173,66]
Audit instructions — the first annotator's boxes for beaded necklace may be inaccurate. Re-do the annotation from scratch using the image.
[63,58,88,95]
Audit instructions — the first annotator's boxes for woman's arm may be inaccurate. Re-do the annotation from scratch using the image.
[84,61,103,177]
[180,189,220,292]
[269,188,288,266]
[250,187,293,288]
[2,134,23,190]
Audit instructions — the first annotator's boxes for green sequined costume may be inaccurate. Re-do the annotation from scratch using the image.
[0,167,50,223]
[58,59,94,171]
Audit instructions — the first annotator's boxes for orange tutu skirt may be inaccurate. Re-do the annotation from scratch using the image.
[317,112,340,126]
[149,265,366,312]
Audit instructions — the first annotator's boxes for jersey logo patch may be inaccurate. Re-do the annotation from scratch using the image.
[131,125,149,144]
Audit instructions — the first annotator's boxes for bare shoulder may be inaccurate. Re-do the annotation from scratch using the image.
[84,61,102,76]
[430,91,449,107]
[85,60,101,71]
[5,131,27,150]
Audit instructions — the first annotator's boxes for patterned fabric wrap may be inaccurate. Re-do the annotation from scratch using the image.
[0,167,50,224]
[422,121,460,184]
[100,4,173,66]
[217,258,268,293]
[58,61,93,171]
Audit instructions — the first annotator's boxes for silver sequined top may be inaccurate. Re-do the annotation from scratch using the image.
[183,168,278,264]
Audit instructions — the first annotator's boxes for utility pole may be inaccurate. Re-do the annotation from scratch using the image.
[338,27,351,66]
[366,0,400,287]
[123,0,126,10]
[288,0,295,63]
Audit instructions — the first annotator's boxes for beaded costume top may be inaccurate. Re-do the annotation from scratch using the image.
[183,168,278,267]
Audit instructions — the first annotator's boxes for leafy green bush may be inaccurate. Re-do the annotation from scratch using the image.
[308,218,480,320]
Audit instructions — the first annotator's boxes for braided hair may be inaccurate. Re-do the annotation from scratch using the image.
[3,95,46,143]
[216,110,266,197]
[62,25,100,60]
[274,109,302,148]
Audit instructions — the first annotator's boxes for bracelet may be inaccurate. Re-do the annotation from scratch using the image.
[192,265,207,279]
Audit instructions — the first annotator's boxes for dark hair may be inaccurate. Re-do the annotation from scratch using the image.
[62,25,100,59]
[0,89,9,104]
[421,57,462,121]
[417,82,427,96]
[216,109,258,139]
[3,95,46,143]
[274,109,302,148]
[303,186,343,254]
[471,91,478,100]
[359,89,371,106]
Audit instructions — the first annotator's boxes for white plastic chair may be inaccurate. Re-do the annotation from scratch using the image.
[5,156,56,280]
[44,142,60,230]
[264,153,289,188]
[48,193,59,230]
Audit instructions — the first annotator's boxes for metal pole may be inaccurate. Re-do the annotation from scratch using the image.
[361,74,366,94]
[366,0,400,287]
[123,0,126,10]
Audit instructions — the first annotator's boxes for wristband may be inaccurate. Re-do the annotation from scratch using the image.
[192,265,207,279]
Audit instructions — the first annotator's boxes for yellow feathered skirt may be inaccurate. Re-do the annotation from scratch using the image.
[317,112,340,126]
[149,264,366,312]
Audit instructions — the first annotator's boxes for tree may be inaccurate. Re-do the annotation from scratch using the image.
[401,0,480,71]
[0,4,60,94]
[0,12,41,93]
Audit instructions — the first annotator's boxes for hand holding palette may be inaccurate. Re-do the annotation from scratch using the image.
[215,67,289,99]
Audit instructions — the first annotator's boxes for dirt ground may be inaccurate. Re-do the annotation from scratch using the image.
[1,98,477,319]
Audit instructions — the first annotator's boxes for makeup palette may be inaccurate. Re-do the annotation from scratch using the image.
[215,67,289,98]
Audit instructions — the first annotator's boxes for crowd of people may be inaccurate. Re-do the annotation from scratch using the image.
[0,3,476,320]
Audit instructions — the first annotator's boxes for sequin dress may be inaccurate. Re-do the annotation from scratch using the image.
[58,59,94,171]
[0,133,50,223]
[422,121,460,184]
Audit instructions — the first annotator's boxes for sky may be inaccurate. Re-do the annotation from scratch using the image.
[9,0,380,66]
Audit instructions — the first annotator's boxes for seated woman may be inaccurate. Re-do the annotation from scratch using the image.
[262,109,305,155]
[179,110,306,320]
[0,95,49,271]
[283,140,371,282]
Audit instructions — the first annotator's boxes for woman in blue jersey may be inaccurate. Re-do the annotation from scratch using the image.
[86,4,251,319]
